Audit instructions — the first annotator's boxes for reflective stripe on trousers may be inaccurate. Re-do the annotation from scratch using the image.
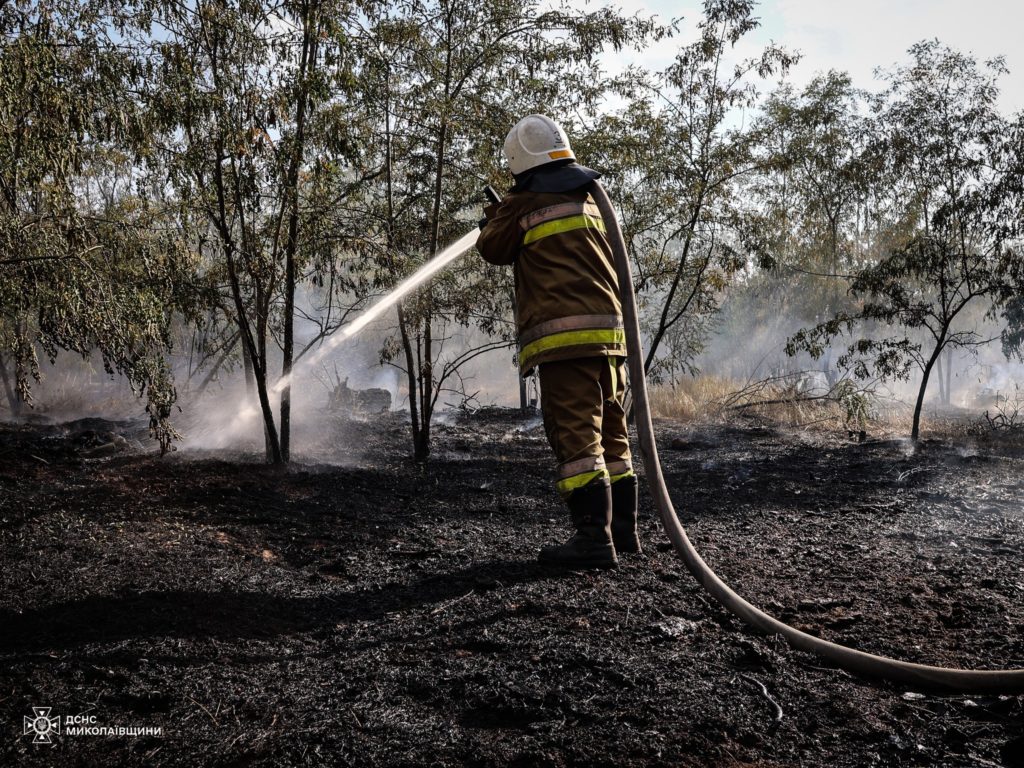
[539,356,632,498]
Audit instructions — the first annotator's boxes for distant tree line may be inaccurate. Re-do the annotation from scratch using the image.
[763,43,1023,440]
[1,0,1021,459]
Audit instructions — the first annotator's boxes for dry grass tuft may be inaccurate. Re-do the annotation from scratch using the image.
[647,376,738,422]
[651,374,1015,442]
[648,374,912,436]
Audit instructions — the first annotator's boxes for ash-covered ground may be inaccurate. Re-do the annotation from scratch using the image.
[1,408,1023,767]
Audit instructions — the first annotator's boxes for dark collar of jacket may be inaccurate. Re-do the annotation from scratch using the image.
[509,160,602,194]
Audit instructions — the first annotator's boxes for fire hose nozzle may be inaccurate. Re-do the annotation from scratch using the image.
[479,186,502,230]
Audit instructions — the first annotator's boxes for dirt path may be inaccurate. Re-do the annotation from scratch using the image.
[1,411,1022,766]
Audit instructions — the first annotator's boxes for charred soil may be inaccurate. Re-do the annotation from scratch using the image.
[1,409,1023,767]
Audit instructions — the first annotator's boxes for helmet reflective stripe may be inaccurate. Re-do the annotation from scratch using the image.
[503,114,576,175]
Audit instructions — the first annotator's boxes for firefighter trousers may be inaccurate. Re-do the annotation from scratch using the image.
[537,356,633,498]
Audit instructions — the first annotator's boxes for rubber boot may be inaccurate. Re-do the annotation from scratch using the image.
[538,480,617,569]
[611,475,642,554]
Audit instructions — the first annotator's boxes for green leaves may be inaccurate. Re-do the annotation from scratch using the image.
[587,0,792,380]
[5,0,1015,456]
[783,42,1020,440]
[0,1,200,451]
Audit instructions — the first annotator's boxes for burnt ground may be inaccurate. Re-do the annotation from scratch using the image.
[1,408,1023,767]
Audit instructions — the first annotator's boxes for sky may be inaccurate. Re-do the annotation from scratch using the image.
[600,0,1024,115]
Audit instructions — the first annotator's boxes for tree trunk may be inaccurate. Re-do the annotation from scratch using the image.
[228,274,281,464]
[0,351,20,417]
[211,137,282,463]
[417,303,432,463]
[280,271,294,460]
[382,76,425,463]
[243,305,282,464]
[240,322,256,398]
[256,364,282,462]
[279,0,318,463]
[912,341,945,442]
[397,303,422,457]
[409,96,449,464]
[254,288,277,462]
[936,352,947,406]
[414,424,430,462]
[232,303,281,463]
[944,347,953,406]
[643,195,705,374]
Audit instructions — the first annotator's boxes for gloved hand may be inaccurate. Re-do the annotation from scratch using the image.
[479,203,500,231]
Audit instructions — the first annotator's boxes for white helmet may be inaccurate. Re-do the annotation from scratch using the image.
[503,114,575,176]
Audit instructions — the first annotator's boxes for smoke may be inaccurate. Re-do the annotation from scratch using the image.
[691,275,1024,423]
[0,353,147,424]
[172,320,403,462]
[8,252,1021,457]
[168,286,523,461]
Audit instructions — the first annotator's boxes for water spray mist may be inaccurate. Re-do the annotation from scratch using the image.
[231,228,482,426]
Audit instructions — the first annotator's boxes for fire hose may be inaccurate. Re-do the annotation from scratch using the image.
[585,179,1024,693]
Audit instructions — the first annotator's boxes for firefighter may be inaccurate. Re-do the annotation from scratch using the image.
[477,114,641,569]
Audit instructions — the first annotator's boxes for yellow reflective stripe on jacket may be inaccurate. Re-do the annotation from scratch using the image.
[518,328,626,368]
[522,213,606,246]
[556,468,609,496]
[519,201,602,231]
[518,314,622,347]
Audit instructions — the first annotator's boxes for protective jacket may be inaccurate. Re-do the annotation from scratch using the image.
[476,164,625,375]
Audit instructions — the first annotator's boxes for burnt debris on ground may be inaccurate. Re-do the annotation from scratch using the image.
[1,409,1023,767]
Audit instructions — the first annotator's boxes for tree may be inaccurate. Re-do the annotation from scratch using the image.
[347,0,662,461]
[740,71,888,382]
[0,0,201,449]
[998,115,1024,361]
[143,0,365,462]
[788,42,1020,441]
[752,74,873,298]
[593,0,796,382]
